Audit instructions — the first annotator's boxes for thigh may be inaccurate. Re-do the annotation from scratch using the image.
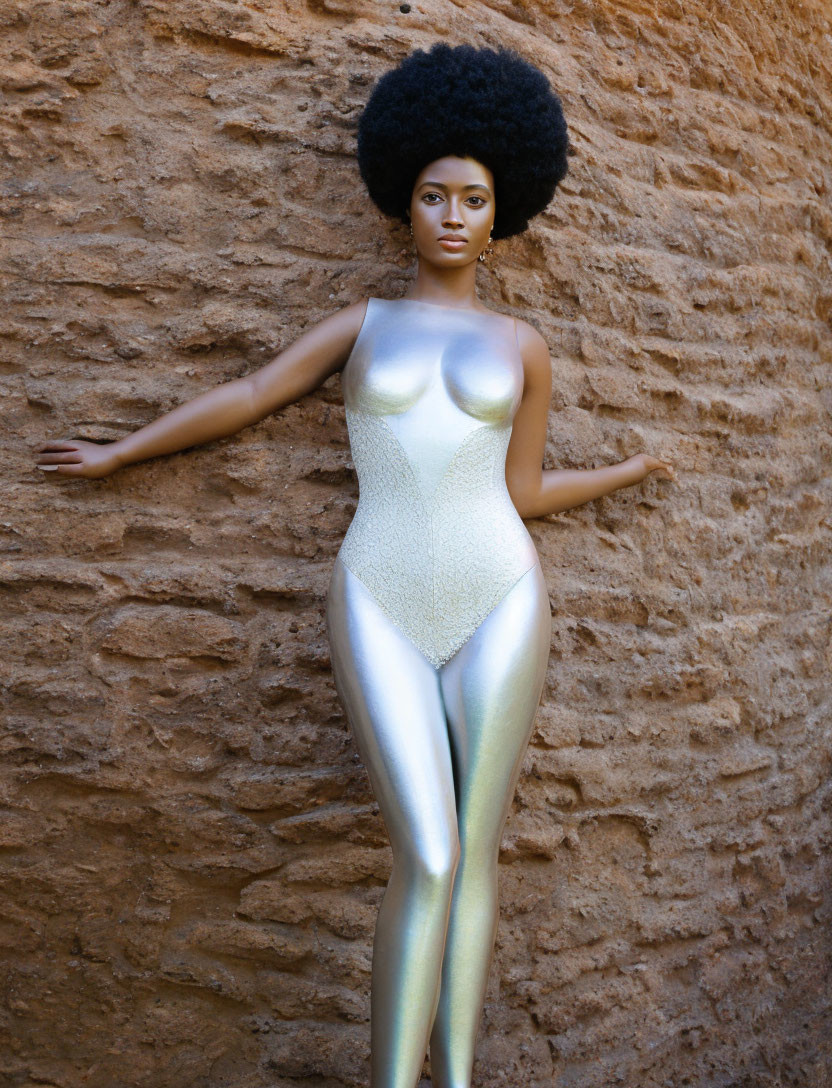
[438,562,551,853]
[326,556,458,866]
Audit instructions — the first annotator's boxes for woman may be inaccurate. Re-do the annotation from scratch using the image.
[36,43,674,1088]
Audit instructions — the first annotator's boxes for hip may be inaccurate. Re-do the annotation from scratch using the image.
[327,550,549,670]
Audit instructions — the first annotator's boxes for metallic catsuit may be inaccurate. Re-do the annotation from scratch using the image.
[325,297,551,1088]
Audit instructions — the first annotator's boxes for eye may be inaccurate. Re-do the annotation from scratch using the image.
[420,192,488,207]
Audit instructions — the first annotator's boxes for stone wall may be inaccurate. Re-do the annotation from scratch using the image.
[1,1,830,1086]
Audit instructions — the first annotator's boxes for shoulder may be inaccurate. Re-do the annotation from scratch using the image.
[295,296,370,339]
[299,297,370,363]
[513,316,552,386]
[327,296,371,337]
[513,316,549,358]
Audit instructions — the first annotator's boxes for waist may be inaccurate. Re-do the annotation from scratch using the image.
[338,496,539,576]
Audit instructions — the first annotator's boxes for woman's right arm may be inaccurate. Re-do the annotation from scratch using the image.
[35,298,369,479]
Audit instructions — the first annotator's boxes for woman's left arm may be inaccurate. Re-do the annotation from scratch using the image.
[505,319,675,519]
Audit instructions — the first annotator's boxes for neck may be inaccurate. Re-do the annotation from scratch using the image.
[404,258,481,308]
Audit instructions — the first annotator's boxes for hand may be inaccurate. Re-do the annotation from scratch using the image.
[35,438,122,480]
[628,453,675,484]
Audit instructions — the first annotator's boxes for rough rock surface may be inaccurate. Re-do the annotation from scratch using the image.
[1,1,831,1086]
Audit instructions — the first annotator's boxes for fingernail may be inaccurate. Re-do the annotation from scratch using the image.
[37,465,58,471]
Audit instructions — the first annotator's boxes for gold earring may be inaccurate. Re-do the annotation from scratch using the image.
[478,235,494,263]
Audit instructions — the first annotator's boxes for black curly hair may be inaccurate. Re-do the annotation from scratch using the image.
[356,42,569,240]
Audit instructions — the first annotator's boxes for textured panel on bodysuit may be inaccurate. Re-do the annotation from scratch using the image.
[339,409,539,668]
[338,408,433,657]
[431,423,539,663]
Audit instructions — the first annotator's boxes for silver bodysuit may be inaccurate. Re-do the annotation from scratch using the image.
[325,297,552,1088]
[337,296,540,666]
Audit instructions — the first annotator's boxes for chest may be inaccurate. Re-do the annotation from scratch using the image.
[342,310,524,426]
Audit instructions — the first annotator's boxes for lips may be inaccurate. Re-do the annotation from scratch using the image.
[438,236,467,250]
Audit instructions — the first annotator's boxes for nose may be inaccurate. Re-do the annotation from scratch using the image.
[442,197,464,228]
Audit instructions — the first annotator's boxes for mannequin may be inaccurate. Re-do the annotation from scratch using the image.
[36,42,673,1088]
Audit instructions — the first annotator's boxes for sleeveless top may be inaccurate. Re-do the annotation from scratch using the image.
[336,297,541,668]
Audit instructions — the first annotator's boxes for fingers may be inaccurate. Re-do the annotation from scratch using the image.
[38,462,85,476]
[36,441,79,468]
[36,439,83,470]
[644,457,674,481]
[35,436,109,480]
[35,440,86,475]
[36,441,80,452]
[37,453,83,465]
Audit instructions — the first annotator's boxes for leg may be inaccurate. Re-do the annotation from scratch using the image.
[326,556,461,1088]
[429,563,551,1088]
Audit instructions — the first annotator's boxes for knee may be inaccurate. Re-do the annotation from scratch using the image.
[404,831,461,894]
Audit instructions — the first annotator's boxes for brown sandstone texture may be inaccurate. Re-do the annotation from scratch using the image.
[1,0,831,1086]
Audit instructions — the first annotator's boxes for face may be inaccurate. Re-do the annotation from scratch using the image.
[408,155,495,265]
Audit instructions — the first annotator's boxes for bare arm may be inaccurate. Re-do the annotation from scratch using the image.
[505,319,675,519]
[35,298,369,478]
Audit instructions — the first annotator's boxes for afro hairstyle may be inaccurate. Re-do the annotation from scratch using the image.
[356,42,569,240]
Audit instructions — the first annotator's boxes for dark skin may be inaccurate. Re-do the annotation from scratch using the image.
[35,154,675,515]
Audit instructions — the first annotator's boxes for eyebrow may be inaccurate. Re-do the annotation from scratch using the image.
[416,180,492,194]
